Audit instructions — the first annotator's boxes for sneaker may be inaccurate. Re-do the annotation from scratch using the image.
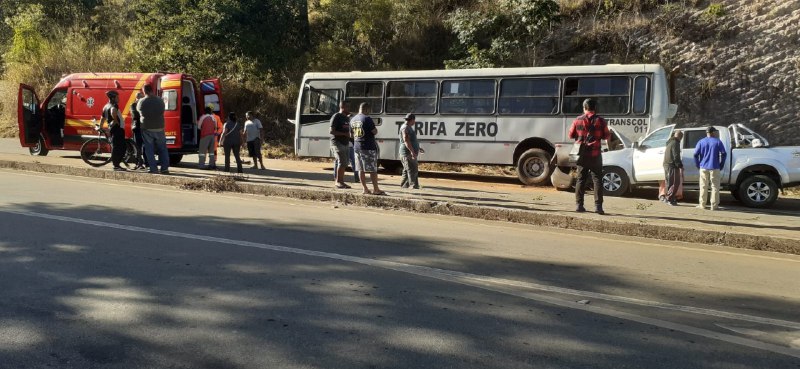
[160,170,170,175]
[400,185,410,189]
[668,201,678,206]
[595,207,606,215]
[695,205,705,209]
[147,170,158,174]
[412,186,420,190]
[113,167,126,172]
[576,206,586,213]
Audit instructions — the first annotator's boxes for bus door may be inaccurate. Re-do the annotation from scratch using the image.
[18,84,43,148]
[200,78,224,118]
[160,74,183,148]
[298,84,341,157]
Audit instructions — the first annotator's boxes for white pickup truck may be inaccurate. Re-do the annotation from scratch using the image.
[550,124,800,208]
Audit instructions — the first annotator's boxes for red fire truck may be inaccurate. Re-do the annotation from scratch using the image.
[17,72,223,164]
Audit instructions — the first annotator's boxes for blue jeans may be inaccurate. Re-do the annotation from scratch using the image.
[142,130,170,172]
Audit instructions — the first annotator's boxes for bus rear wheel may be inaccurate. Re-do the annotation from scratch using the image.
[516,148,551,186]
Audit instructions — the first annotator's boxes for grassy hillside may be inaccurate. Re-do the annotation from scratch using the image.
[554,0,800,145]
[2,0,798,146]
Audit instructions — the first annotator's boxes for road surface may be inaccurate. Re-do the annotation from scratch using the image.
[1,170,799,368]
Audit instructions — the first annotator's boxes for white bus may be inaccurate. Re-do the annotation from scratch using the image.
[294,64,677,185]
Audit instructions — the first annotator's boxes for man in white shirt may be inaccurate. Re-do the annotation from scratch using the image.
[244,111,266,170]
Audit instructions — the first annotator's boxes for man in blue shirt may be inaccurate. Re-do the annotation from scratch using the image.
[694,126,727,210]
[350,103,385,195]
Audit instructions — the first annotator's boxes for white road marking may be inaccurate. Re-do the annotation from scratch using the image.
[3,169,798,263]
[2,208,800,358]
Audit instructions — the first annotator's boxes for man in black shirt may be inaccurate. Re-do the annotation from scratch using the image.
[100,90,126,171]
[330,100,351,189]
[351,103,384,195]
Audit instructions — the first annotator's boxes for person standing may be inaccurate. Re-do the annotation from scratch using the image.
[244,111,266,170]
[568,98,610,215]
[137,84,170,174]
[350,103,385,195]
[219,112,243,174]
[197,106,218,169]
[100,90,126,171]
[130,92,147,170]
[399,113,424,189]
[662,130,684,206]
[330,101,352,189]
[694,126,727,210]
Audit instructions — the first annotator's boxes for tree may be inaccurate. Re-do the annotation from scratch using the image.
[128,0,310,83]
[445,0,560,68]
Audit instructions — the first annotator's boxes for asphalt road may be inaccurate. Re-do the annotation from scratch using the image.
[1,170,799,369]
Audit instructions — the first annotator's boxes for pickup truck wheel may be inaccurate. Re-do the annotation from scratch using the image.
[737,175,778,208]
[517,148,551,186]
[602,167,629,197]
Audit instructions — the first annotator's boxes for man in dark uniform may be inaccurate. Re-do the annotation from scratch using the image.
[100,90,127,171]
[131,92,146,170]
[568,98,611,214]
[663,130,684,205]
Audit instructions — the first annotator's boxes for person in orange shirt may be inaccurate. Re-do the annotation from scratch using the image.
[207,105,224,170]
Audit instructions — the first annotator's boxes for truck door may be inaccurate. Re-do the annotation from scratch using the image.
[632,125,674,182]
[200,78,224,118]
[18,84,42,147]
[679,129,706,183]
[160,74,184,148]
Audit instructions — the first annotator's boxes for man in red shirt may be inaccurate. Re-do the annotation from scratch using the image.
[568,98,611,214]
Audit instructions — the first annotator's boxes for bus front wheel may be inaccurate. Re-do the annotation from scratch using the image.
[516,148,551,186]
[380,160,402,174]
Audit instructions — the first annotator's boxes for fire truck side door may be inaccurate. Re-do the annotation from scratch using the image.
[18,84,42,147]
[200,78,224,117]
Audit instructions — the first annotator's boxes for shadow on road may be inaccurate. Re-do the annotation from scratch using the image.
[0,202,797,368]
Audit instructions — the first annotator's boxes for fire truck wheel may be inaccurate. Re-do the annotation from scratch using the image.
[29,135,49,156]
[169,154,183,166]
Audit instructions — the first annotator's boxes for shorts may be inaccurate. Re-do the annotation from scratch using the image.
[246,138,262,157]
[354,149,378,173]
[330,141,348,165]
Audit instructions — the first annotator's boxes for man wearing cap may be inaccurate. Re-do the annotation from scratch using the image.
[399,113,424,189]
[100,90,126,171]
[694,126,727,210]
[568,98,610,214]
[197,106,218,169]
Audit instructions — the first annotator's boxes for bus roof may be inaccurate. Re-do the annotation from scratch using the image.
[302,64,665,81]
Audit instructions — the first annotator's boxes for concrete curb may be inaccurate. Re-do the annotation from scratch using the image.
[2,159,797,255]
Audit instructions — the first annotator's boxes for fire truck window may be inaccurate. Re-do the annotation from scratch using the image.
[204,95,220,112]
[163,90,178,110]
